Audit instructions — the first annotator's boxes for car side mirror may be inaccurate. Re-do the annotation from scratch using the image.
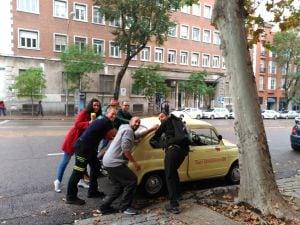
[218,135,223,142]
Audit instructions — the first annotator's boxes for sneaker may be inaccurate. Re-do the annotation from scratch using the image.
[83,174,90,183]
[77,179,89,189]
[87,191,105,198]
[54,180,61,193]
[65,197,85,205]
[99,206,117,215]
[122,207,139,215]
[165,203,180,214]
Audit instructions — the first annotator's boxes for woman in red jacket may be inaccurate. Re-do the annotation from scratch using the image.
[54,98,101,193]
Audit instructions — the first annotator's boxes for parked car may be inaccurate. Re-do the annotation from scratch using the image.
[295,116,300,123]
[128,117,240,197]
[261,110,280,119]
[279,110,299,119]
[290,120,300,151]
[171,107,202,119]
[202,108,230,119]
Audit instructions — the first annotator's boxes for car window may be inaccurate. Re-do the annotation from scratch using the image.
[190,128,219,146]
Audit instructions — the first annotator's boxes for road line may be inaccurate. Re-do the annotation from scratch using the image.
[48,153,64,156]
[0,120,9,125]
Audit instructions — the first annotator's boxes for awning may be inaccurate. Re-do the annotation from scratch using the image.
[267,98,276,103]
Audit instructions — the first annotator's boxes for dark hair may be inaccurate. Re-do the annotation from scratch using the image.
[86,98,102,117]
[160,110,169,116]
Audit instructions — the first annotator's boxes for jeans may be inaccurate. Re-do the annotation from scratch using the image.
[56,152,71,182]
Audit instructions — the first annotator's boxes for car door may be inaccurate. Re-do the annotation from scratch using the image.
[187,127,229,179]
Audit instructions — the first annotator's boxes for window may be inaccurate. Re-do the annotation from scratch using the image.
[280,78,285,89]
[268,61,277,74]
[203,30,211,43]
[167,50,176,64]
[54,0,67,18]
[259,76,264,90]
[190,128,219,146]
[268,77,276,90]
[212,56,220,68]
[93,39,104,55]
[180,25,189,39]
[180,51,188,65]
[192,27,201,41]
[260,59,266,73]
[17,0,39,13]
[168,24,177,37]
[74,36,87,51]
[154,48,164,63]
[213,32,221,45]
[180,5,190,14]
[19,29,39,49]
[54,34,67,52]
[93,6,105,24]
[109,42,121,58]
[222,57,226,69]
[191,52,200,66]
[99,75,114,94]
[192,3,201,16]
[203,5,212,18]
[74,3,87,21]
[109,18,121,27]
[140,47,150,61]
[202,54,210,67]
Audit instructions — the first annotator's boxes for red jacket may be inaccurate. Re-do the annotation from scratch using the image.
[61,109,90,155]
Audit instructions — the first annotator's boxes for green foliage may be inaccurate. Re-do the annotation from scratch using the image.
[268,31,300,105]
[11,67,46,99]
[60,44,104,90]
[132,65,170,101]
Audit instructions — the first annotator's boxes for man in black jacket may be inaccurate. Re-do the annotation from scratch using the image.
[66,107,117,205]
[151,112,189,214]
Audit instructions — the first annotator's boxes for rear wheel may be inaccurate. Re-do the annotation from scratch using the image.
[274,116,278,120]
[210,115,215,120]
[225,162,240,184]
[196,115,201,119]
[141,172,166,197]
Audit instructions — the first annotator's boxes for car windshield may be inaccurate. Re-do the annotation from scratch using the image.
[205,109,214,112]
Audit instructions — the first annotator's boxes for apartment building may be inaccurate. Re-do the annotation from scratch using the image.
[1,0,286,115]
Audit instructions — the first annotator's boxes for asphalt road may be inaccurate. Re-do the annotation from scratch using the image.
[0,118,299,224]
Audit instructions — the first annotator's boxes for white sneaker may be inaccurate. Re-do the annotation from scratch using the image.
[77,179,89,189]
[54,179,61,193]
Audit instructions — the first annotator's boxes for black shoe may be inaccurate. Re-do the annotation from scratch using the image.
[165,203,180,214]
[99,206,117,215]
[66,197,85,205]
[88,191,105,198]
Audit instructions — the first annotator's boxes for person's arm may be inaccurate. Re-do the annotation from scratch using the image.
[123,151,141,171]
[74,110,90,130]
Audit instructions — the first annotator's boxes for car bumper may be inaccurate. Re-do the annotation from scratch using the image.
[291,135,300,149]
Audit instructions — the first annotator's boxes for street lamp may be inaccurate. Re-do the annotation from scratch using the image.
[65,11,75,117]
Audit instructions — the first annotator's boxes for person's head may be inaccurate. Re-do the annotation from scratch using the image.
[105,106,117,121]
[158,112,169,123]
[129,116,141,131]
[109,99,120,110]
[105,128,117,140]
[121,101,130,112]
[86,98,101,116]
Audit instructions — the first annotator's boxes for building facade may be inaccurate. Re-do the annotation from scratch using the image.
[1,0,289,115]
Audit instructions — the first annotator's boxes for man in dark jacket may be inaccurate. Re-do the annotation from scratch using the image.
[66,107,117,205]
[116,101,132,126]
[151,112,189,214]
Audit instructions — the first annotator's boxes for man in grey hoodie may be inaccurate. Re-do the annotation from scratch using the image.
[99,117,158,215]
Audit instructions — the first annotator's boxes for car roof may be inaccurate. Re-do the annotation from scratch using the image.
[140,117,213,129]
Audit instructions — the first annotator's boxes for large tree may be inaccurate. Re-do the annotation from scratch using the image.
[10,67,46,116]
[268,31,300,108]
[93,0,190,100]
[212,0,300,220]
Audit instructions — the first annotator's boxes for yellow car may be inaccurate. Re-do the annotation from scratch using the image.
[128,117,240,197]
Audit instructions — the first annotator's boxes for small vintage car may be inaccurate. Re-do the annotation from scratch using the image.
[128,117,240,197]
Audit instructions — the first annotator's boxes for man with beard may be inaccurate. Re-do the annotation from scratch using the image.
[99,117,158,215]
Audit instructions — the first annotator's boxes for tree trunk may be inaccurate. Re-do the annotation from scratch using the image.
[31,96,34,117]
[212,0,299,220]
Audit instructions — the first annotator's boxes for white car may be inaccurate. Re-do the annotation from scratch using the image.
[202,108,230,119]
[279,110,299,119]
[261,110,280,119]
[171,107,202,119]
[295,116,300,124]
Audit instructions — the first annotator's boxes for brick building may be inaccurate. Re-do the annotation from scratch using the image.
[0,0,289,115]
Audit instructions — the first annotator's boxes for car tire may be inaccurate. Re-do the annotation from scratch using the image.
[141,172,166,197]
[225,162,240,185]
[274,116,277,120]
[224,115,228,120]
[210,115,215,120]
[180,114,184,119]
[196,115,201,119]
[291,144,300,151]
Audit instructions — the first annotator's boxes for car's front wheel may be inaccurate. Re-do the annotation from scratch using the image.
[274,116,278,120]
[210,115,215,120]
[225,162,240,184]
[196,115,201,119]
[141,172,166,197]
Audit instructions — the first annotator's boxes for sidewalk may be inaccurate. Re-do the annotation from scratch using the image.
[76,175,300,225]
[0,114,76,121]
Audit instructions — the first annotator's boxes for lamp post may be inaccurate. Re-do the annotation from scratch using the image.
[65,11,75,117]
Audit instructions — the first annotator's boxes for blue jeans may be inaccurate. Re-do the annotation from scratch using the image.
[56,152,71,182]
